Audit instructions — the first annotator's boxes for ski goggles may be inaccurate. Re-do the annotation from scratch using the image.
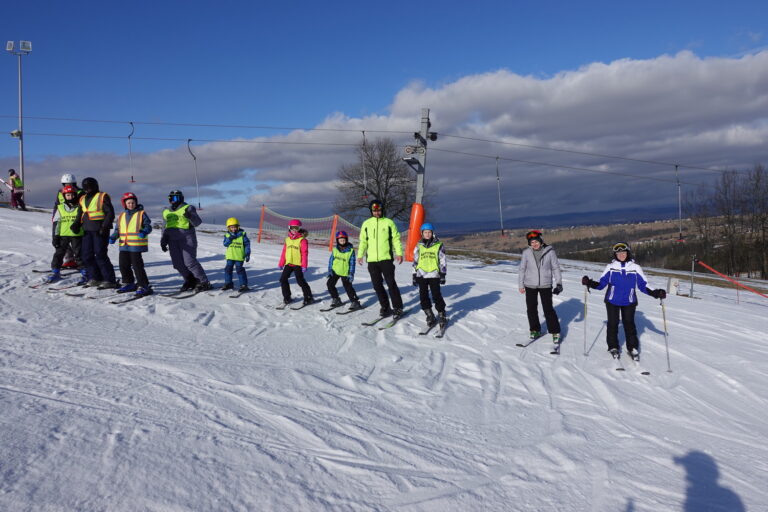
[370,203,383,212]
[526,230,542,239]
[612,242,630,253]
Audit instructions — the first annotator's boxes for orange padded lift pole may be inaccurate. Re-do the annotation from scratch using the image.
[405,203,424,262]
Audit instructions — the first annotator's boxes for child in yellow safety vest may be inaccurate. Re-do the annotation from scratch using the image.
[277,219,314,306]
[412,222,448,328]
[109,192,153,297]
[326,230,362,311]
[222,217,251,292]
[46,184,85,283]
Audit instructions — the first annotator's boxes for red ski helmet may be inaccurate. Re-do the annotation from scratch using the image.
[61,184,77,196]
[121,192,138,208]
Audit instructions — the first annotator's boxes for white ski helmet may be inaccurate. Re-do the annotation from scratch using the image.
[61,173,76,185]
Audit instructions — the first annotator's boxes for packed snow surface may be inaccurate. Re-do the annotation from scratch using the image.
[1,208,766,511]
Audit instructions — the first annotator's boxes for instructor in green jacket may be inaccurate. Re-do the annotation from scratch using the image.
[357,199,404,318]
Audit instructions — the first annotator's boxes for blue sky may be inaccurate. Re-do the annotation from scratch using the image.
[2,1,768,226]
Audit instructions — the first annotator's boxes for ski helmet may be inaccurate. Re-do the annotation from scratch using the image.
[420,222,434,232]
[226,217,240,227]
[168,189,184,204]
[525,230,543,245]
[81,177,99,193]
[288,219,302,228]
[369,199,384,214]
[612,241,631,253]
[121,192,138,208]
[335,230,349,240]
[61,173,76,185]
[61,184,77,196]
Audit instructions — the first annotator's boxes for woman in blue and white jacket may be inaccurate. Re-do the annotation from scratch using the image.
[581,242,666,359]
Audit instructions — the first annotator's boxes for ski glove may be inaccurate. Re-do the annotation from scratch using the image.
[52,236,61,249]
[439,273,446,285]
[649,289,667,299]
[301,267,307,273]
[412,274,418,286]
[552,283,563,295]
[161,242,168,252]
[108,235,117,245]
[245,255,250,263]
[137,231,147,239]
[581,276,599,289]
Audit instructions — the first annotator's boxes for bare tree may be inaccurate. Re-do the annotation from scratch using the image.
[333,138,416,223]
[743,164,768,278]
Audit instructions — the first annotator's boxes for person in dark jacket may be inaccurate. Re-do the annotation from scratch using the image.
[109,192,153,296]
[518,230,562,343]
[78,177,117,288]
[160,189,211,292]
[582,242,667,360]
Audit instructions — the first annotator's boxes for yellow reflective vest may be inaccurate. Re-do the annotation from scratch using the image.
[117,210,148,248]
[163,205,191,229]
[284,235,304,266]
[56,203,84,237]
[79,193,106,221]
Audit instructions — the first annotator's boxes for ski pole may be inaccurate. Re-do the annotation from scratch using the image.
[661,299,672,373]
[583,286,588,356]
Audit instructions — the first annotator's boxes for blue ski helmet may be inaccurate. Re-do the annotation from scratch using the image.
[420,222,434,232]
[335,230,349,240]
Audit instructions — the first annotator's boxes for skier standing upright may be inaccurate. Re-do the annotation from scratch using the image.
[518,230,562,343]
[78,177,117,288]
[326,230,361,310]
[412,222,448,328]
[160,190,211,292]
[278,219,313,305]
[109,192,153,296]
[48,185,85,283]
[7,169,26,210]
[53,173,84,269]
[221,217,250,292]
[581,241,666,360]
[357,199,404,318]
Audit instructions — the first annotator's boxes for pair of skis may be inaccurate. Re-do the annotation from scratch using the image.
[516,334,560,355]
[418,320,448,338]
[614,352,650,375]
[275,298,318,311]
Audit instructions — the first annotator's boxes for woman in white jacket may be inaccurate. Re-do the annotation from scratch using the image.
[518,230,563,343]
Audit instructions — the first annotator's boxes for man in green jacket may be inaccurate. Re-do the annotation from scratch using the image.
[357,199,404,318]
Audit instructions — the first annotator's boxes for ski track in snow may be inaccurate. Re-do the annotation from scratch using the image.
[1,209,767,511]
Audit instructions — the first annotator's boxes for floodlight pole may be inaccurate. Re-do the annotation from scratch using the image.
[675,164,684,241]
[6,41,31,184]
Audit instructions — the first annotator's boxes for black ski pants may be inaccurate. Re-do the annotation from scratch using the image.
[418,277,445,313]
[326,273,358,301]
[119,251,150,289]
[525,287,560,334]
[605,302,639,352]
[367,260,403,311]
[51,237,83,270]
[280,265,312,301]
[81,231,116,283]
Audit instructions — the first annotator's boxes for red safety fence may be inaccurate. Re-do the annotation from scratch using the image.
[695,259,768,299]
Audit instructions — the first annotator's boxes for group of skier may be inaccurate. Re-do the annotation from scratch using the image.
[37,174,668,358]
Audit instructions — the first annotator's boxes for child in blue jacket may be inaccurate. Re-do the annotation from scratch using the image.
[222,217,250,292]
[326,230,362,310]
[582,242,666,360]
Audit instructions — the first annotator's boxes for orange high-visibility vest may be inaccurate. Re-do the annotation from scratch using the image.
[79,193,106,221]
[117,210,148,247]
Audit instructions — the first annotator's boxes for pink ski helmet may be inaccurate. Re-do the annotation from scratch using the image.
[288,219,302,228]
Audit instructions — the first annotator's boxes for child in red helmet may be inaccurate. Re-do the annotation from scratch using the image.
[278,219,314,306]
[109,192,153,296]
[326,230,362,310]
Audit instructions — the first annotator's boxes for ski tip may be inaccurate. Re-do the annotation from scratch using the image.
[616,368,626,371]
[515,343,526,347]
[641,371,651,375]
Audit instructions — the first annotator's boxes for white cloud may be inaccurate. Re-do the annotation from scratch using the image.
[12,50,768,228]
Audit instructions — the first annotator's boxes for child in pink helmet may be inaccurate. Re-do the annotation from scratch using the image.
[277,219,314,305]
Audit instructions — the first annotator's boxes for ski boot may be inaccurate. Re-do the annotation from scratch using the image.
[529,330,541,340]
[552,333,561,344]
[330,297,343,308]
[195,281,213,292]
[220,282,234,291]
[135,286,153,297]
[628,348,640,361]
[238,285,249,292]
[609,348,620,359]
[302,296,314,306]
[117,283,137,294]
[438,310,448,328]
[379,307,393,318]
[98,281,118,290]
[45,270,62,284]
[348,299,362,311]
[84,280,102,288]
[61,260,78,269]
[424,308,437,327]
[76,269,88,286]
[392,307,404,320]
[180,277,198,292]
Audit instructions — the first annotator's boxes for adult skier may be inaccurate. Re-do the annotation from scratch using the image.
[78,177,117,288]
[160,190,211,292]
[518,230,562,343]
[357,199,404,318]
[581,241,667,360]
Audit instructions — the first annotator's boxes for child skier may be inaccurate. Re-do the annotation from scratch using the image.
[278,219,314,306]
[48,185,85,283]
[518,230,563,344]
[326,230,362,310]
[109,192,153,296]
[222,217,250,292]
[412,223,448,329]
[53,174,84,269]
[581,241,667,361]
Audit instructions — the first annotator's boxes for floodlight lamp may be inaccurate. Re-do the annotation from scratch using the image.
[10,129,22,138]
[20,41,31,52]
[6,41,14,52]
[429,132,438,142]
